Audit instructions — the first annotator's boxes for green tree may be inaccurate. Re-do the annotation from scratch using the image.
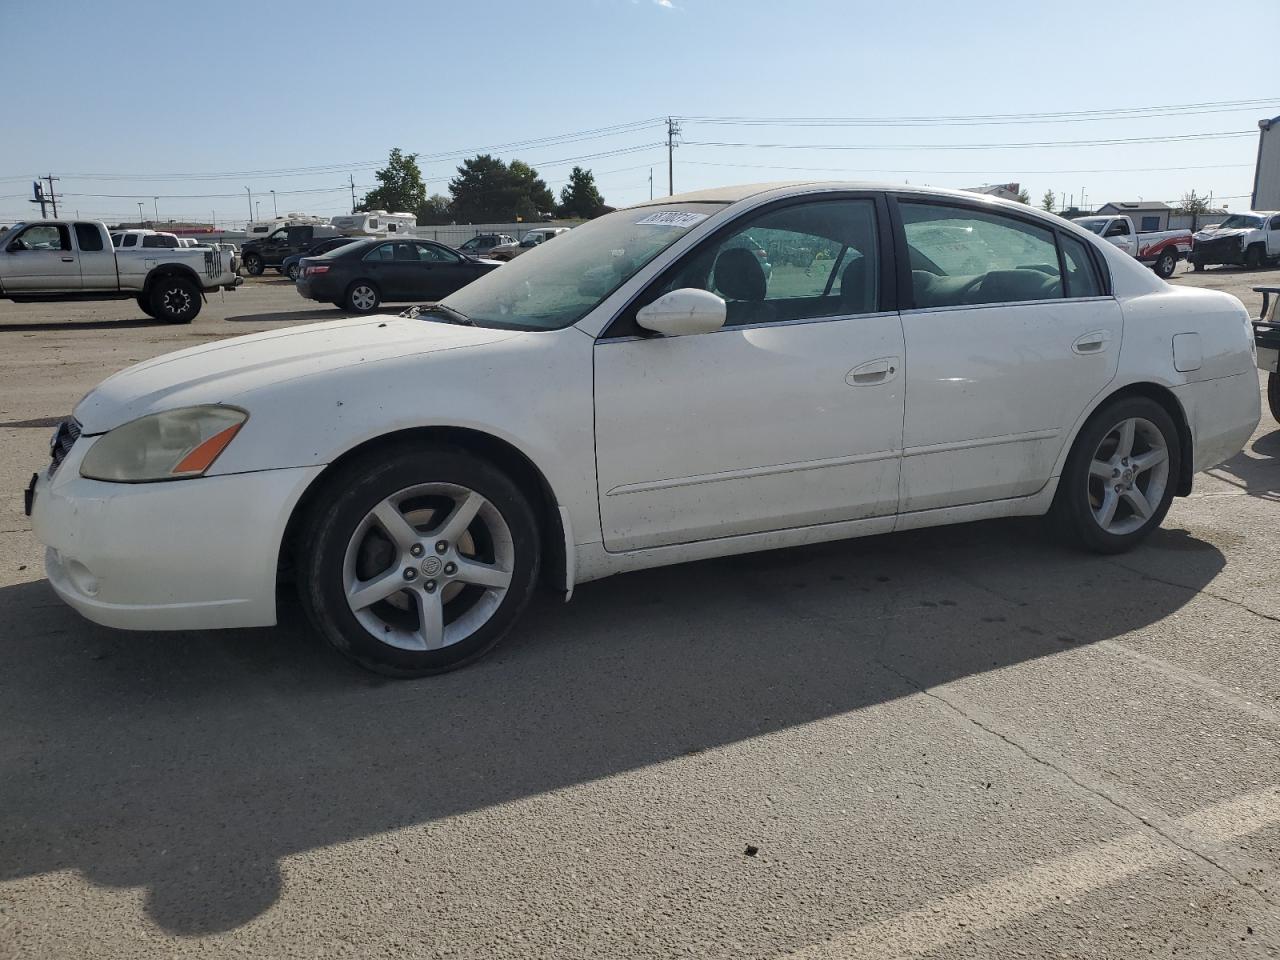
[1040,189,1056,213]
[1015,187,1031,205]
[361,148,427,214]
[417,194,453,225]
[558,166,606,219]
[1178,189,1211,215]
[449,155,556,222]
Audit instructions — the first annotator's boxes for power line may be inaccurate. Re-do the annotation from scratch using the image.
[682,130,1256,152]
[679,159,1255,175]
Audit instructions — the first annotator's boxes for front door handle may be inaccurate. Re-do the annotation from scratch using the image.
[61,257,74,262]
[846,356,899,386]
[1072,330,1112,355]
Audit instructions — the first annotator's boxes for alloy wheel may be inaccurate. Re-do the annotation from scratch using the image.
[341,483,514,651]
[1087,417,1170,535]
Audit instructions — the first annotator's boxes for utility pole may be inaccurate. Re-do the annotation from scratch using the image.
[245,186,253,225]
[666,117,681,196]
[349,174,357,214]
[44,174,60,217]
[270,189,278,218]
[153,197,160,224]
[137,201,144,226]
[649,167,653,201]
[30,181,47,218]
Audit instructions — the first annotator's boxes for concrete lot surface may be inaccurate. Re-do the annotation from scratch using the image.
[2,266,1279,958]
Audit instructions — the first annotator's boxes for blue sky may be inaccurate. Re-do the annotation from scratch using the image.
[2,0,1277,226]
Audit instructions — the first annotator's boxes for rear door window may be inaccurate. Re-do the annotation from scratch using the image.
[901,202,1063,308]
[74,223,104,251]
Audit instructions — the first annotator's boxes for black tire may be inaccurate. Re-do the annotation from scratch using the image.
[1154,249,1177,279]
[1269,372,1280,423]
[286,262,301,281]
[298,447,541,677]
[1192,258,1204,272]
[243,253,264,276]
[1245,245,1264,270]
[344,280,380,313]
[148,275,201,324]
[135,295,157,319]
[1050,396,1181,554]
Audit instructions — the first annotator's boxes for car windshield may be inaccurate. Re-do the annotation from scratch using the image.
[441,204,724,330]
[1075,219,1108,235]
[1214,215,1263,230]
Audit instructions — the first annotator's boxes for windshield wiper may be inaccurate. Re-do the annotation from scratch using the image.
[405,304,475,326]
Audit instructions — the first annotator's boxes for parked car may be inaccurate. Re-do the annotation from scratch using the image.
[1190,211,1280,270]
[1072,215,1191,279]
[487,227,570,261]
[0,219,241,322]
[24,183,1260,678]
[281,236,365,281]
[109,229,181,249]
[241,224,347,276]
[1252,286,1280,421]
[295,237,499,312]
[457,234,516,258]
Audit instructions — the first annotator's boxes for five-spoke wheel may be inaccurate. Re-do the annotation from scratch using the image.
[299,447,539,676]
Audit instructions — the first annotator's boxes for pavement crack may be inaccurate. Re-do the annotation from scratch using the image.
[874,655,1279,910]
[1106,557,1280,625]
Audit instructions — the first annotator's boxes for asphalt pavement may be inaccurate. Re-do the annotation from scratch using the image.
[1,267,1279,958]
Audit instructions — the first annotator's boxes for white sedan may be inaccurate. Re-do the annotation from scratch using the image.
[27,182,1261,676]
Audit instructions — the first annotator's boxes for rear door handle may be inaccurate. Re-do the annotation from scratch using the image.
[1072,330,1112,355]
[846,356,899,386]
[61,257,75,262]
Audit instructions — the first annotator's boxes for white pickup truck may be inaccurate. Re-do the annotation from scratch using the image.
[1190,211,1280,270]
[0,219,241,323]
[1072,214,1192,279]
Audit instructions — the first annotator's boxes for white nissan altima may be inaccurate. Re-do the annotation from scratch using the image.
[27,182,1261,676]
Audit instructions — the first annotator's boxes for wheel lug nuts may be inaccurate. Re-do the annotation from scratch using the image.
[403,568,417,581]
[424,580,437,593]
[1112,469,1120,478]
[409,544,424,557]
[435,540,448,554]
[444,562,457,576]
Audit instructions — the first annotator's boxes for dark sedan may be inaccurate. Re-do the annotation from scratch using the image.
[296,238,500,313]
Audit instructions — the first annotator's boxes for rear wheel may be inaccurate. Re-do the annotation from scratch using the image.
[243,253,264,276]
[286,262,301,281]
[1269,372,1280,423]
[1154,249,1177,279]
[148,276,201,324]
[344,281,380,313]
[1246,245,1265,270]
[298,448,540,676]
[1050,396,1181,553]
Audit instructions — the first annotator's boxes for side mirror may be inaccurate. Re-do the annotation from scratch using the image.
[636,288,726,337]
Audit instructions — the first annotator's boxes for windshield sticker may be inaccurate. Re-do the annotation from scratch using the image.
[635,211,709,228]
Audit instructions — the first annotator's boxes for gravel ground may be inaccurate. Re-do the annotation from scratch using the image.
[1,265,1279,959]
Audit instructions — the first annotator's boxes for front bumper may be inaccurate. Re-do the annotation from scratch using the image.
[1191,236,1245,266]
[29,437,322,631]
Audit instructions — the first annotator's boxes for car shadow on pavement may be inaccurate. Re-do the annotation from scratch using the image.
[225,309,351,323]
[0,318,160,332]
[1206,428,1280,501]
[0,518,1224,936]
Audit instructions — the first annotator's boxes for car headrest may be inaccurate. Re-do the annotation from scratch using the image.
[714,247,767,302]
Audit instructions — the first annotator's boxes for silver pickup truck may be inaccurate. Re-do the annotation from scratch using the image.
[0,219,241,323]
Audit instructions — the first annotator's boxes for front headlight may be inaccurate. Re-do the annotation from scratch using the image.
[80,405,248,482]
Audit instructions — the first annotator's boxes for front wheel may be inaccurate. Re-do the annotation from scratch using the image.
[243,254,264,276]
[1050,396,1181,553]
[298,448,541,676]
[1154,250,1177,279]
[1191,258,1204,272]
[1245,245,1265,270]
[344,281,380,313]
[1268,372,1280,423]
[148,276,201,324]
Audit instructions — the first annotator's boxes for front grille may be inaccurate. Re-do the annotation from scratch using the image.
[1193,235,1243,260]
[48,418,81,477]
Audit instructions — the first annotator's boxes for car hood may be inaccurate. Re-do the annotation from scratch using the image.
[75,315,518,433]
[1194,227,1249,241]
